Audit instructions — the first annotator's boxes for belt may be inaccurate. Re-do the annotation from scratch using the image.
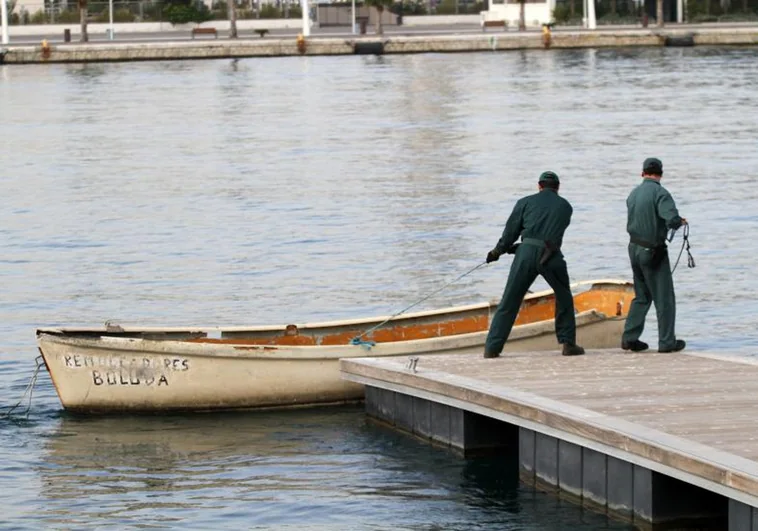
[521,237,547,247]
[629,236,663,249]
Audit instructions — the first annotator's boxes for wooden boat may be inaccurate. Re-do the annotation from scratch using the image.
[36,279,634,413]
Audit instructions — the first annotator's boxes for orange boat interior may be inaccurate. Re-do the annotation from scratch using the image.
[186,283,634,347]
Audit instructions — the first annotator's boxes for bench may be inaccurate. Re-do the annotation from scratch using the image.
[191,27,218,39]
[254,29,269,38]
[482,19,507,31]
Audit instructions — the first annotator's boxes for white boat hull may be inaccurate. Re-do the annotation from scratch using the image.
[38,308,626,413]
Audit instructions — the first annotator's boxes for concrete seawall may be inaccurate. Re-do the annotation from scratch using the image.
[2,27,757,64]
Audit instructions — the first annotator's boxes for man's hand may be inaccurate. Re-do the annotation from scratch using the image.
[486,249,500,264]
[681,217,688,225]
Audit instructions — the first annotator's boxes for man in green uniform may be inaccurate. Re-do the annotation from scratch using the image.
[483,171,585,359]
[621,157,687,353]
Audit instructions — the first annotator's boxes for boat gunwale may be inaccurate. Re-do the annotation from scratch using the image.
[36,309,614,361]
[34,279,632,337]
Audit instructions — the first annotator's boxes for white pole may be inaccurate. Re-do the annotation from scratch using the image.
[582,0,587,28]
[300,0,309,36]
[676,0,683,22]
[1,0,9,45]
[587,0,596,29]
[351,0,356,34]
[108,0,114,39]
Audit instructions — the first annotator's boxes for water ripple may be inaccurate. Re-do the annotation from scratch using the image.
[2,47,758,528]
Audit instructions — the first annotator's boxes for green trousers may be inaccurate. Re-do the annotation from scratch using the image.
[484,244,577,356]
[622,243,677,350]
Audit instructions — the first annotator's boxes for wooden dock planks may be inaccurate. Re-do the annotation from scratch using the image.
[340,349,758,504]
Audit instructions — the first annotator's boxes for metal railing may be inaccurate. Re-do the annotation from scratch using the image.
[4,0,307,24]
[5,0,757,24]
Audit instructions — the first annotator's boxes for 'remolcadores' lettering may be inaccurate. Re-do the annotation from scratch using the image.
[64,354,190,372]
[92,370,170,387]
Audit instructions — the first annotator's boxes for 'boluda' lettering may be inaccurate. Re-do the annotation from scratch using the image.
[89,370,171,387]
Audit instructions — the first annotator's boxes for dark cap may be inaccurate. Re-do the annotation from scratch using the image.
[642,157,663,175]
[538,171,560,184]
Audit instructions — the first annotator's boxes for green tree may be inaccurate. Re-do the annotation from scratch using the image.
[164,0,213,25]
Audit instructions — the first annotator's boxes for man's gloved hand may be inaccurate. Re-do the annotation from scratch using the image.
[506,243,520,254]
[486,249,500,264]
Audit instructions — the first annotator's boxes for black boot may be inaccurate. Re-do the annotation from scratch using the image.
[659,339,686,353]
[483,351,500,359]
[621,339,649,352]
[561,343,585,356]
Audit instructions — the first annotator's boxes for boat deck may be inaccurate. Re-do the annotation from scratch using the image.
[340,348,758,505]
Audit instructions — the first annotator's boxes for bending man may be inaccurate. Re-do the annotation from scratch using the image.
[483,171,585,359]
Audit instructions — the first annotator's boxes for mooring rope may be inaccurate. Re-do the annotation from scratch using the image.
[2,355,44,420]
[349,225,695,349]
[350,261,488,348]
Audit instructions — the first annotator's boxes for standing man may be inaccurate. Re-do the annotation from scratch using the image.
[621,157,687,353]
[483,171,585,359]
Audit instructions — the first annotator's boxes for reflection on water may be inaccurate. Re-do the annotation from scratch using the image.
[2,47,758,528]
[35,406,630,530]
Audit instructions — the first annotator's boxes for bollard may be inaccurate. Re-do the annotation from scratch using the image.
[63,28,71,42]
[41,39,51,59]
[541,23,552,48]
[296,33,306,54]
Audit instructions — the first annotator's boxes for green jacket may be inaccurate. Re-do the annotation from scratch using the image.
[626,178,683,246]
[494,189,573,254]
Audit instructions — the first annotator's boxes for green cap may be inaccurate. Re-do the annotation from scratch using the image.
[642,157,663,175]
[538,171,560,184]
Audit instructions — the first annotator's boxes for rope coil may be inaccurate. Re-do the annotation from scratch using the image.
[668,222,695,274]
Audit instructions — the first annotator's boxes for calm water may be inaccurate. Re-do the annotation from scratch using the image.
[2,46,758,529]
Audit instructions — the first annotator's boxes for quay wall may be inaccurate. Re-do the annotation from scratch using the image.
[2,27,758,64]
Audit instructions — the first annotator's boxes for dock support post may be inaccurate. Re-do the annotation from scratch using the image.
[728,499,758,530]
[365,386,517,457]
[364,386,735,529]
[519,427,727,528]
